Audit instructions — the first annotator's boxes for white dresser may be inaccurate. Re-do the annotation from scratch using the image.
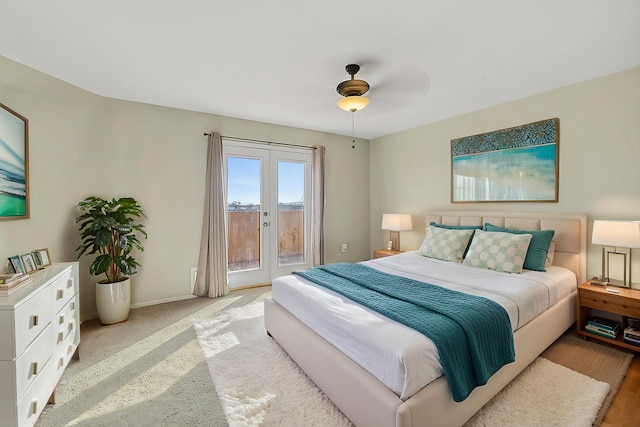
[0,262,80,427]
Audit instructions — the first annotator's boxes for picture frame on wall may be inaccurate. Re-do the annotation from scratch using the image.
[0,103,30,219]
[37,248,51,267]
[450,118,559,203]
[20,253,37,273]
[8,255,25,274]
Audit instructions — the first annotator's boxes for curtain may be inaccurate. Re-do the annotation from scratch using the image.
[312,145,325,266]
[193,132,229,298]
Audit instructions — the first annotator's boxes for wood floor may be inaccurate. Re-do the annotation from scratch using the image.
[601,352,640,427]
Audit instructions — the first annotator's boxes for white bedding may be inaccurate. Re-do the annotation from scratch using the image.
[270,252,577,400]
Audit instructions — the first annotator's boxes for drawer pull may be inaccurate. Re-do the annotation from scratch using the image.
[59,314,65,324]
[32,315,38,327]
[67,278,74,289]
[32,362,38,375]
[57,289,64,300]
[31,400,38,415]
[59,357,65,368]
[68,323,74,332]
[58,332,64,343]
[71,301,76,310]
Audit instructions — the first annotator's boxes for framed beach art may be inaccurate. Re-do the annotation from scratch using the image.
[451,118,559,203]
[0,103,29,219]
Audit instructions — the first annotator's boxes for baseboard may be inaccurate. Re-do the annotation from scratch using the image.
[131,293,197,309]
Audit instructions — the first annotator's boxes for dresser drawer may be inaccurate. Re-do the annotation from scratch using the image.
[52,330,78,383]
[16,357,57,427]
[11,288,52,361]
[53,295,79,348]
[51,269,75,315]
[579,288,640,318]
[15,324,53,399]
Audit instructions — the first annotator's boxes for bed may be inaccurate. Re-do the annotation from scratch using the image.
[264,210,587,427]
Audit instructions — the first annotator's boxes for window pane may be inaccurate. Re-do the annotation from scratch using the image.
[277,161,305,266]
[227,157,261,271]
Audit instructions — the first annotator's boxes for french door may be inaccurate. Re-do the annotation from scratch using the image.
[223,140,313,288]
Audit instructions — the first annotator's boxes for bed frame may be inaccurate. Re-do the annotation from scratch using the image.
[264,210,587,427]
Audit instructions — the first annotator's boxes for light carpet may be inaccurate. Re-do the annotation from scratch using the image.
[195,302,612,427]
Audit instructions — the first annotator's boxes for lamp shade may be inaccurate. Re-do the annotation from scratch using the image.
[381,214,413,231]
[592,220,640,248]
[336,95,369,112]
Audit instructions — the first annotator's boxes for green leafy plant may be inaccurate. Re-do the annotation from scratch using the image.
[76,196,147,283]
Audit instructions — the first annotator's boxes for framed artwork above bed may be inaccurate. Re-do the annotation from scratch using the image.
[451,118,559,203]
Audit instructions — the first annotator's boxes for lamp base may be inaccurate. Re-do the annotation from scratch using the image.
[389,231,400,251]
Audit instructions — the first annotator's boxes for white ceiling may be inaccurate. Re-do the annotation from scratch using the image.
[1,1,639,140]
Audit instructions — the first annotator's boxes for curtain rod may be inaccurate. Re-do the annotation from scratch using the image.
[203,133,316,150]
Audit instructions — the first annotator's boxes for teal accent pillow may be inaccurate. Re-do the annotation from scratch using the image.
[483,223,555,272]
[419,226,475,263]
[463,230,533,274]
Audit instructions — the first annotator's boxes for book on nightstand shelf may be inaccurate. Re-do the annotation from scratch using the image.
[586,316,620,339]
[624,327,640,347]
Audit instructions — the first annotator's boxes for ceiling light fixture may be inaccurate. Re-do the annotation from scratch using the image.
[336,64,370,112]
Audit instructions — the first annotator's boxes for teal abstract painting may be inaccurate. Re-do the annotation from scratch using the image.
[451,119,559,203]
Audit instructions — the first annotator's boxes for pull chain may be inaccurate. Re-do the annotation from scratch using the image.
[351,112,356,149]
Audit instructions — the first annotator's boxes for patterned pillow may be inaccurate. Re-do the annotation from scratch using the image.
[419,226,475,262]
[463,230,533,274]
[483,223,555,272]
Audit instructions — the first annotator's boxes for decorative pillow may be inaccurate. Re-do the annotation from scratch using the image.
[545,241,556,268]
[419,226,475,262]
[429,222,482,257]
[463,230,533,274]
[483,223,555,272]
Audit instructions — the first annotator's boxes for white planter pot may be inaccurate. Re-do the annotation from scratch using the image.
[96,277,131,325]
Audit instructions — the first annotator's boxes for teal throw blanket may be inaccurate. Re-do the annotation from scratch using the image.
[294,263,515,402]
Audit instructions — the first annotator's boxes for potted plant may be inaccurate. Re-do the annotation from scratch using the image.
[75,196,147,325]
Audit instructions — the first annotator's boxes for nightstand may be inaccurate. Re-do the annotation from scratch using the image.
[373,249,403,259]
[576,282,640,351]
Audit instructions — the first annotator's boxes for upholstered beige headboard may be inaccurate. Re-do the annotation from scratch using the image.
[426,210,587,284]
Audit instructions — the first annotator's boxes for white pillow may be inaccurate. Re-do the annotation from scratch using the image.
[418,226,474,262]
[463,230,533,274]
[545,241,556,268]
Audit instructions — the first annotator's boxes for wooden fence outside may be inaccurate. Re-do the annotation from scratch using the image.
[227,210,304,270]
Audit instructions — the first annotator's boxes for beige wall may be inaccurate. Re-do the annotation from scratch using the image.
[0,55,371,319]
[370,67,640,286]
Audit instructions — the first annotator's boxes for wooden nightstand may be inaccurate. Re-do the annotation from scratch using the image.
[576,282,640,351]
[373,249,403,259]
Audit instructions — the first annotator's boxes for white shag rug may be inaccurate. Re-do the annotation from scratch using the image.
[465,357,610,427]
[194,301,352,426]
[195,302,610,427]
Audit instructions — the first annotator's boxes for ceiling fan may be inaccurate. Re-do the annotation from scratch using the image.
[336,64,370,112]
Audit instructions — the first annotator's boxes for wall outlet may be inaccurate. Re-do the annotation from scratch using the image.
[341,243,348,253]
[190,267,198,293]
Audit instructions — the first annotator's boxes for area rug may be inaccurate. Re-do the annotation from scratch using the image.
[195,302,618,427]
[464,357,609,426]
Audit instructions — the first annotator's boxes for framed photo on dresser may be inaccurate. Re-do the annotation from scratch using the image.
[8,255,25,274]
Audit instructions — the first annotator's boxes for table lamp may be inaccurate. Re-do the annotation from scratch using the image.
[591,220,640,287]
[381,214,413,251]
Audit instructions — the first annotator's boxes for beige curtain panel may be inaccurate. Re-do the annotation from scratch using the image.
[312,145,325,266]
[193,131,229,298]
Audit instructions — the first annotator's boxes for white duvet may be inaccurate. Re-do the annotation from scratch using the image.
[270,252,576,400]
